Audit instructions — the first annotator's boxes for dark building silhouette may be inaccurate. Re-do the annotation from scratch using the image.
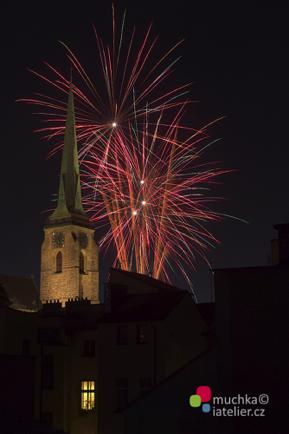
[0,268,211,434]
[0,86,287,434]
[0,274,39,311]
[213,223,289,434]
[0,87,210,434]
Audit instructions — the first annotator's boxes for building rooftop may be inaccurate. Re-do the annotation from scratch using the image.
[0,274,39,312]
[109,267,189,293]
[104,290,188,322]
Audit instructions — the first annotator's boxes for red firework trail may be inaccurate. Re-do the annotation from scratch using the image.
[82,113,229,285]
[19,7,231,288]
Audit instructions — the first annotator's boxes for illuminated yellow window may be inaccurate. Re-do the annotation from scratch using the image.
[81,381,95,410]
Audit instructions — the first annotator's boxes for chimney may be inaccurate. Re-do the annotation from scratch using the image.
[272,224,289,265]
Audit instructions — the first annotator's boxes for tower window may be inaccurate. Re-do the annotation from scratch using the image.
[79,251,85,274]
[81,381,95,411]
[56,252,62,273]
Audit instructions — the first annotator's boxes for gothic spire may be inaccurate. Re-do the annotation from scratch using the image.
[49,84,86,223]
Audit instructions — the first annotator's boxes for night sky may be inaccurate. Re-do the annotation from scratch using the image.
[1,3,289,301]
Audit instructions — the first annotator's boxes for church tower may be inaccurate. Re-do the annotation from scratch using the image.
[40,86,100,305]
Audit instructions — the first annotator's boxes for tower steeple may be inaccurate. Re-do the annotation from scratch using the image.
[40,84,100,306]
[49,84,86,225]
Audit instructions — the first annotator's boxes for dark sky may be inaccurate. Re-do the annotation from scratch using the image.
[1,2,289,301]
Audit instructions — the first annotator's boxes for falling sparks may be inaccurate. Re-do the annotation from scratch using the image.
[20,6,231,288]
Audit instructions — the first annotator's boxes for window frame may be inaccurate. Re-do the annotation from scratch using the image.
[116,324,128,345]
[82,339,96,357]
[115,377,128,410]
[80,380,95,411]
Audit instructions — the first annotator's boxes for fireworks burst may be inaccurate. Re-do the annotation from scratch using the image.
[20,7,230,288]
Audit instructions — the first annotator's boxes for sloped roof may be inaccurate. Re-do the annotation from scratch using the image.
[105,268,191,321]
[104,290,187,322]
[0,274,39,311]
[109,268,187,293]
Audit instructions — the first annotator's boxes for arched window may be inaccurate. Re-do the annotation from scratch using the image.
[56,251,62,273]
[79,251,85,274]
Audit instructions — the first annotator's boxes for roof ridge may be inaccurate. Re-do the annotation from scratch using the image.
[110,268,187,292]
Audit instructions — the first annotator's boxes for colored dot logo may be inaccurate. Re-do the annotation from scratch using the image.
[189,386,212,413]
